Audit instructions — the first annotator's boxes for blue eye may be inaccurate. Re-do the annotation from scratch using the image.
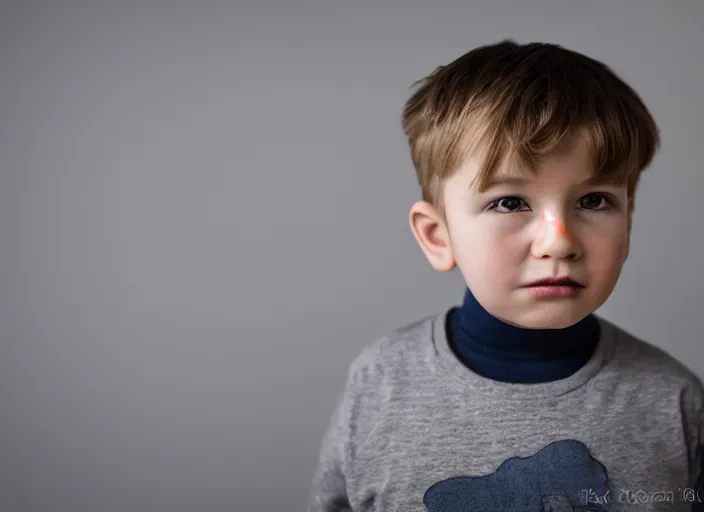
[489,196,528,213]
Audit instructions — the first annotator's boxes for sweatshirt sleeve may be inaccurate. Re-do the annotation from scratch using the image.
[305,363,360,512]
[692,413,704,511]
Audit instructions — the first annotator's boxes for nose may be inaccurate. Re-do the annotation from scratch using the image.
[531,210,582,260]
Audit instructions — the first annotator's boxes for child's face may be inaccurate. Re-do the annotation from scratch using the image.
[441,135,633,329]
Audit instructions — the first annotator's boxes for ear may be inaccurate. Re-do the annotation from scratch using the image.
[409,200,456,272]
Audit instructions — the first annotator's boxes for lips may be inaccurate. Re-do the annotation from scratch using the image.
[525,277,584,288]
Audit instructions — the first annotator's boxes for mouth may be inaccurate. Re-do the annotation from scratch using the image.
[524,277,584,288]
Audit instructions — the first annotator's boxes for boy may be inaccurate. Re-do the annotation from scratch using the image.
[306,40,704,511]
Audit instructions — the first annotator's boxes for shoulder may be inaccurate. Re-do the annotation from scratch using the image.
[335,313,439,442]
[345,312,438,388]
[599,316,704,408]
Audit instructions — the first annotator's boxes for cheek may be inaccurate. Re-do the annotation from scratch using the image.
[458,229,521,276]
[585,225,630,270]
[488,236,523,270]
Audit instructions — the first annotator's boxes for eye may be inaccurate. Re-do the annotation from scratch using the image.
[579,193,612,211]
[488,196,528,213]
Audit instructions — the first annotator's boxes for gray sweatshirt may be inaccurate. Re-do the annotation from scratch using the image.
[306,308,704,512]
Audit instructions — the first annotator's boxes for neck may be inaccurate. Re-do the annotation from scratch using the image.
[446,287,600,382]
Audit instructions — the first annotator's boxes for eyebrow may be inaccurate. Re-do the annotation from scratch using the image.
[483,174,622,189]
[484,176,532,187]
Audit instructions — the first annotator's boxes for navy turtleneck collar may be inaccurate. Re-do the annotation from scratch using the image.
[446,287,600,383]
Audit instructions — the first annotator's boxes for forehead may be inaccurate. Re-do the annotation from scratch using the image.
[473,137,623,192]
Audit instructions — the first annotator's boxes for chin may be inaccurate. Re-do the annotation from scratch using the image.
[518,308,588,330]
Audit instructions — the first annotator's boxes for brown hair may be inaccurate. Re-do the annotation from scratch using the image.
[401,40,660,216]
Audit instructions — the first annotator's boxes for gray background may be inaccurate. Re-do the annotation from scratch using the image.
[1,1,702,511]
